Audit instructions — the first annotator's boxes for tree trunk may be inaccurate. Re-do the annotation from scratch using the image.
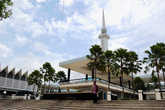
[108,65,110,91]
[120,59,124,99]
[156,60,161,89]
[49,80,50,93]
[120,59,123,86]
[33,85,35,95]
[43,80,45,94]
[95,67,97,81]
[131,73,134,89]
[163,71,165,87]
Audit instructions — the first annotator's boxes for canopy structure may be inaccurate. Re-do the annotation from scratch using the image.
[59,56,131,83]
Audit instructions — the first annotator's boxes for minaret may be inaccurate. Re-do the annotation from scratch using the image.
[99,10,110,51]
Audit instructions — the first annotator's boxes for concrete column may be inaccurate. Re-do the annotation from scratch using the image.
[68,68,70,82]
[11,94,16,99]
[155,89,161,100]
[107,91,111,101]
[128,80,131,89]
[85,74,88,80]
[119,77,122,86]
[138,90,143,101]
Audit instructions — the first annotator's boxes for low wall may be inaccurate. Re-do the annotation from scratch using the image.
[43,92,96,100]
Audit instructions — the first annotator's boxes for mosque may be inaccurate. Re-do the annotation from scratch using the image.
[59,11,134,100]
[0,66,36,98]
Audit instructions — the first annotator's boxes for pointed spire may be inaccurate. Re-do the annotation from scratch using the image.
[102,9,106,28]
[101,9,107,33]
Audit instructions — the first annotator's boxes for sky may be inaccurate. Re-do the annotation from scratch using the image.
[0,0,165,79]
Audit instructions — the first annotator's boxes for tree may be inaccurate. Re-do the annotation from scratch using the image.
[103,50,116,90]
[40,62,56,93]
[56,71,67,82]
[144,42,165,89]
[87,45,104,81]
[127,51,142,89]
[133,77,145,91]
[0,0,13,20]
[28,70,43,93]
[151,73,159,89]
[114,48,129,86]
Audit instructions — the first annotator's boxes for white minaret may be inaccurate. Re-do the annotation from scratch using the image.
[99,10,110,51]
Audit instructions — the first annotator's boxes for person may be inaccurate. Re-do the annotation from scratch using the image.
[92,81,98,103]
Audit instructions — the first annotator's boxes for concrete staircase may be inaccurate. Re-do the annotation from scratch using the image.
[1,100,165,110]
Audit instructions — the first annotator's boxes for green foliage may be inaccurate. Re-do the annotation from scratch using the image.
[86,45,104,80]
[133,77,145,91]
[0,0,13,20]
[56,71,67,82]
[127,51,142,74]
[144,42,165,88]
[127,51,142,88]
[103,50,116,82]
[28,70,43,92]
[40,62,56,83]
[113,48,129,76]
[151,73,159,88]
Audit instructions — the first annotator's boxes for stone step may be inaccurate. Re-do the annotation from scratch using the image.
[5,106,165,110]
[2,100,165,110]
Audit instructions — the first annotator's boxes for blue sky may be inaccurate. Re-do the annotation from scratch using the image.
[0,0,165,79]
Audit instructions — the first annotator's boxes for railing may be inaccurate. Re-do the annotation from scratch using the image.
[60,77,133,91]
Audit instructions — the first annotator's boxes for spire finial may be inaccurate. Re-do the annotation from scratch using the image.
[102,9,106,28]
[101,9,107,33]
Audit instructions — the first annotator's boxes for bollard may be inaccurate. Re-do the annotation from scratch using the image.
[155,89,161,100]
[138,90,143,101]
[107,91,111,101]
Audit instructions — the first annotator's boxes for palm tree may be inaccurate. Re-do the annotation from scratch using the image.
[144,42,165,89]
[87,45,103,82]
[127,51,142,89]
[114,48,129,86]
[103,50,115,91]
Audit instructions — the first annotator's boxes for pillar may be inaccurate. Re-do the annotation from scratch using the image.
[138,90,143,101]
[68,68,70,82]
[85,74,88,80]
[107,91,111,101]
[155,89,161,100]
[119,77,122,86]
[128,80,131,89]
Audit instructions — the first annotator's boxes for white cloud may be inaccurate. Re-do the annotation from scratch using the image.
[0,43,12,58]
[59,0,74,7]
[13,0,34,10]
[16,35,29,45]
[33,42,52,56]
[35,0,47,3]
[109,36,128,50]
